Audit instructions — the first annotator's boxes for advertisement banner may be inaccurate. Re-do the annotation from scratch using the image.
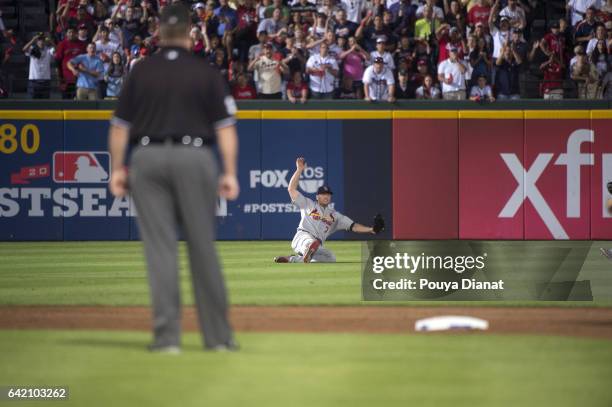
[0,116,65,240]
[459,114,524,239]
[393,114,458,239]
[523,114,591,239]
[590,112,612,239]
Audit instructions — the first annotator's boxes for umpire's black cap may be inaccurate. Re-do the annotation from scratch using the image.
[317,185,333,195]
[160,3,190,28]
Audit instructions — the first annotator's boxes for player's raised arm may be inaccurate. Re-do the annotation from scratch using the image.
[288,157,305,201]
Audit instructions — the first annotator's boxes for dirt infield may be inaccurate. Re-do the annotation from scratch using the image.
[1,306,612,339]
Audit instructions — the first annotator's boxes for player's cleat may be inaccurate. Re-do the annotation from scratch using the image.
[600,248,612,261]
[207,340,240,352]
[303,240,321,263]
[274,256,291,263]
[147,344,181,354]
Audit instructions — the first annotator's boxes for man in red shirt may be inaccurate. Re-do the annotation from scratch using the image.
[55,27,87,99]
[468,0,491,30]
[540,53,564,99]
[542,21,564,62]
[235,0,258,62]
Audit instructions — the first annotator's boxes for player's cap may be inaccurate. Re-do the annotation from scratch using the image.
[376,36,387,44]
[317,185,333,195]
[373,56,384,64]
[193,2,206,9]
[417,59,427,66]
[449,46,458,52]
[78,24,87,30]
[449,26,458,33]
[500,16,510,23]
[475,21,483,27]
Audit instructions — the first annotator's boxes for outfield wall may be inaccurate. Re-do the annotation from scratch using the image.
[0,109,611,241]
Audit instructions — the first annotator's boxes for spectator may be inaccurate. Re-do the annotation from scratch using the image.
[308,12,328,40]
[77,24,90,43]
[467,0,491,31]
[104,51,125,98]
[436,24,465,64]
[340,0,366,24]
[55,27,87,99]
[469,36,492,86]
[333,9,359,38]
[415,74,441,99]
[306,41,339,98]
[567,0,600,27]
[495,44,521,99]
[542,21,565,62]
[257,8,287,39]
[414,4,442,40]
[286,71,308,103]
[23,33,55,99]
[281,36,307,75]
[437,46,468,100]
[489,3,511,63]
[540,53,564,99]
[214,0,238,55]
[102,18,123,45]
[390,0,416,37]
[112,4,145,51]
[586,24,607,55]
[370,36,395,69]
[394,69,412,98]
[470,74,495,101]
[591,40,609,76]
[235,0,258,62]
[574,7,599,48]
[67,42,105,100]
[360,14,393,51]
[571,52,600,98]
[232,72,257,99]
[443,0,466,32]
[508,28,527,64]
[339,36,369,98]
[264,0,291,22]
[416,0,445,20]
[499,0,526,30]
[247,42,287,98]
[362,56,395,101]
[94,25,122,97]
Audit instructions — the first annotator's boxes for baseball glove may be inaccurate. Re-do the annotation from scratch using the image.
[372,214,385,234]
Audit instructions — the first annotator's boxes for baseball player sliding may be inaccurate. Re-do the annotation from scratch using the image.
[274,157,385,263]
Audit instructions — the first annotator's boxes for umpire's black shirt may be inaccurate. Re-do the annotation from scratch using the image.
[111,46,236,145]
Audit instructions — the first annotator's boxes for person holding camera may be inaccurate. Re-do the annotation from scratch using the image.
[23,33,55,99]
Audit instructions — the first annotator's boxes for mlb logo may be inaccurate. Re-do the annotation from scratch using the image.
[53,151,111,183]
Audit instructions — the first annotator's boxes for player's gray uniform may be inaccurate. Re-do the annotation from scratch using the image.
[289,191,354,263]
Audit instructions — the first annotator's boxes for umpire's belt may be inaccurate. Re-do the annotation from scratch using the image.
[133,135,214,148]
[297,228,322,244]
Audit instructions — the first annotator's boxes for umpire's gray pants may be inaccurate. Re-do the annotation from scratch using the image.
[129,144,233,349]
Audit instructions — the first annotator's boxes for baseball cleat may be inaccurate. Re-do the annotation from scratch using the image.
[207,340,240,352]
[303,240,321,263]
[147,344,181,354]
[600,248,612,261]
[274,256,290,263]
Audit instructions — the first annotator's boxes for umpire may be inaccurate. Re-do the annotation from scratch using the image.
[108,4,240,353]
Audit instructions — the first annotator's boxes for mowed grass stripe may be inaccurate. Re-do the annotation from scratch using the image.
[0,241,611,306]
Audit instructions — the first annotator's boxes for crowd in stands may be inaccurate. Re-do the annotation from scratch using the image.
[1,0,612,101]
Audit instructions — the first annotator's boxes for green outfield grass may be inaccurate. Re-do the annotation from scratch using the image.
[1,241,612,306]
[0,329,610,407]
